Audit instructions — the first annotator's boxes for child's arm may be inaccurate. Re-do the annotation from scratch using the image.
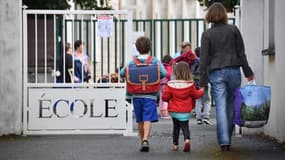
[120,61,132,78]
[162,85,172,102]
[159,62,167,79]
[120,66,126,78]
[191,87,204,99]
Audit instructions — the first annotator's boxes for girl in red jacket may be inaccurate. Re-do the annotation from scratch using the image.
[162,61,204,152]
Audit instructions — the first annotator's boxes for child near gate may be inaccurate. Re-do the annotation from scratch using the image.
[159,55,173,119]
[162,61,204,152]
[120,36,166,152]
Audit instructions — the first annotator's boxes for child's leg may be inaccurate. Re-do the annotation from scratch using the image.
[172,118,180,146]
[180,120,190,141]
[138,122,144,141]
[159,85,169,117]
[142,121,151,141]
[201,87,213,125]
[202,100,211,119]
[202,87,211,119]
[140,121,151,152]
[195,99,203,124]
[180,120,191,152]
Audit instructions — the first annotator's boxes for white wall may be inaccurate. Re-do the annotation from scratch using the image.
[263,0,285,142]
[0,0,22,135]
[113,0,199,19]
[240,0,264,85]
[241,0,285,143]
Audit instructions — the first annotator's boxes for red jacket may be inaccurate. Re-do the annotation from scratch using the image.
[170,49,197,65]
[162,80,204,113]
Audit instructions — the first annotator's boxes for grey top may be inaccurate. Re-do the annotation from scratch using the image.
[199,23,254,87]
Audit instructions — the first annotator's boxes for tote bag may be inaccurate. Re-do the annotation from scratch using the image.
[234,82,271,128]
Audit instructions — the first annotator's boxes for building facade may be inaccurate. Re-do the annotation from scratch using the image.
[240,0,285,142]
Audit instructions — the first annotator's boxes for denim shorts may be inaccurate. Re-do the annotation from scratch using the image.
[133,98,158,123]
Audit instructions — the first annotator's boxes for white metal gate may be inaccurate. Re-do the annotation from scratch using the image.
[22,9,134,135]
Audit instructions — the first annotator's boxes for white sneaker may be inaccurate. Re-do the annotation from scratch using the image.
[197,119,203,125]
[203,118,212,125]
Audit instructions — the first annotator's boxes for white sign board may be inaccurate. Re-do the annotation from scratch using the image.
[27,88,126,131]
[97,15,113,37]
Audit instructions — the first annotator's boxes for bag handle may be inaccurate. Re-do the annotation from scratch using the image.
[247,79,256,85]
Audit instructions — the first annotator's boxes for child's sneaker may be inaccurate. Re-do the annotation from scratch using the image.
[203,118,212,125]
[171,145,179,151]
[183,140,191,152]
[197,119,203,125]
[140,140,149,152]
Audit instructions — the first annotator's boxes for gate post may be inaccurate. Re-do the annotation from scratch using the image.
[123,10,136,136]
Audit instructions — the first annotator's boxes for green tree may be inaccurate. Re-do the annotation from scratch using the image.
[23,0,70,9]
[23,0,112,10]
[198,0,239,12]
[76,0,112,10]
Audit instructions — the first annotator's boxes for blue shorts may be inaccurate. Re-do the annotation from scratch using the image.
[133,98,158,123]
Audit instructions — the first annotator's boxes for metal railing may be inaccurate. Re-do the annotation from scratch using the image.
[133,18,235,60]
[25,13,235,85]
[24,10,133,86]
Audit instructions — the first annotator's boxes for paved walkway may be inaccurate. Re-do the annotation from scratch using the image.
[0,111,284,160]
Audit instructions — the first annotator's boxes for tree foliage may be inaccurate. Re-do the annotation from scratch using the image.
[76,0,112,10]
[198,0,239,12]
[23,0,70,10]
[23,0,112,10]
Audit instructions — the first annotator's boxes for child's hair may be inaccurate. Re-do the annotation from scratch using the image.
[181,41,191,49]
[162,55,172,64]
[74,40,83,50]
[135,36,151,54]
[173,61,192,81]
[195,47,201,58]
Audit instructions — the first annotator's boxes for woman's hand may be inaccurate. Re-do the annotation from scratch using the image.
[247,75,254,81]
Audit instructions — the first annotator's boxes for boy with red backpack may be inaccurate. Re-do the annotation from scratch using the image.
[120,36,166,152]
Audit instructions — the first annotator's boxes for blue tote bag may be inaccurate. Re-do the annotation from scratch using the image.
[234,82,271,128]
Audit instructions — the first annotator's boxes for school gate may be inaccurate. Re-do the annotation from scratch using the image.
[22,9,133,135]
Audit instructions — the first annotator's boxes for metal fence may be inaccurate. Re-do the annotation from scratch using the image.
[133,18,235,60]
[26,16,235,85]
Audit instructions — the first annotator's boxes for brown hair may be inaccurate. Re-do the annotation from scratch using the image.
[74,40,83,50]
[65,42,71,52]
[135,36,152,54]
[162,55,172,64]
[181,41,191,49]
[205,2,228,24]
[173,61,192,81]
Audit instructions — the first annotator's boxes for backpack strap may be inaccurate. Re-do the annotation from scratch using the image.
[133,56,153,65]
[145,56,153,64]
[133,57,141,65]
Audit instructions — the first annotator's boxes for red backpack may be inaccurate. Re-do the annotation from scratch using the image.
[126,56,161,94]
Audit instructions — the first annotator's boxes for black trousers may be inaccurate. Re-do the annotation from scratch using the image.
[172,117,190,145]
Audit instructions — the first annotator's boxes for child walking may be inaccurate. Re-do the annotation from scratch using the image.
[193,47,212,125]
[120,36,166,152]
[162,61,204,152]
[159,55,173,119]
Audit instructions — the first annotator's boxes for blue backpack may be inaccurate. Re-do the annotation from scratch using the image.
[126,56,161,94]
